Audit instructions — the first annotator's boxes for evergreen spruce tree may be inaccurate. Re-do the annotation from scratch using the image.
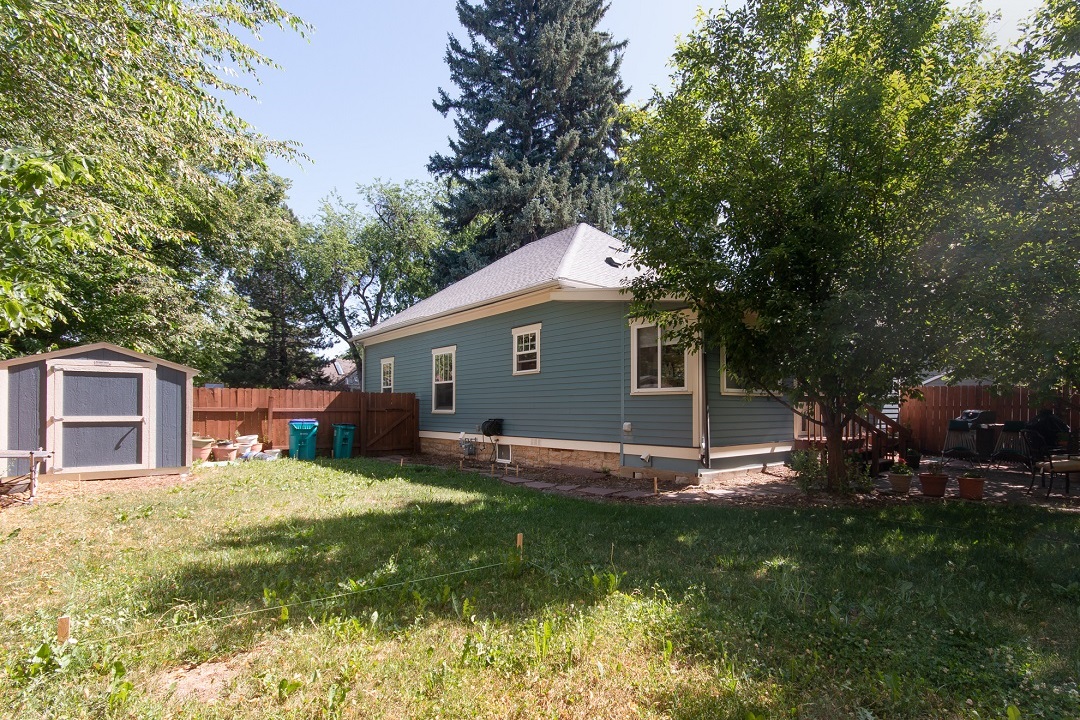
[429,0,629,281]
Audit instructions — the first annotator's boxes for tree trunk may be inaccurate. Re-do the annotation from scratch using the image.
[821,410,847,492]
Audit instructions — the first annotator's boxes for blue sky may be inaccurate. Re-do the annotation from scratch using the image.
[234,1,1037,220]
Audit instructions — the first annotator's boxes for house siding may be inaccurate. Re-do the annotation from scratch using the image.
[705,349,794,448]
[363,301,693,449]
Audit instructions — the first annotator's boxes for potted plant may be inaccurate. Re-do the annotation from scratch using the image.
[887,458,914,493]
[192,434,214,462]
[918,461,949,497]
[212,440,238,462]
[957,470,986,500]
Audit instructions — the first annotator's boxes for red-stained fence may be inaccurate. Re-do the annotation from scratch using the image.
[899,385,1080,453]
[193,388,419,456]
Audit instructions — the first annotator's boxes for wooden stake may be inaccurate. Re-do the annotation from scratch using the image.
[400,457,404,467]
[515,464,520,477]
[653,477,659,495]
[491,463,496,476]
[516,532,524,560]
[459,459,463,470]
[57,616,70,644]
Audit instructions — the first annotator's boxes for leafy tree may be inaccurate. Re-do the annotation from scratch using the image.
[0,0,306,365]
[295,181,450,367]
[221,174,327,388]
[429,0,628,281]
[940,0,1080,396]
[619,0,993,487]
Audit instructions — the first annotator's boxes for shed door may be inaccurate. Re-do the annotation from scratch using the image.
[47,360,154,472]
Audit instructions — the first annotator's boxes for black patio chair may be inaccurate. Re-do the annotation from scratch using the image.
[942,419,978,467]
[1021,429,1077,496]
[991,420,1030,466]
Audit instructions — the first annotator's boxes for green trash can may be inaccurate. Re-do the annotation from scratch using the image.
[332,423,357,459]
[288,419,319,460]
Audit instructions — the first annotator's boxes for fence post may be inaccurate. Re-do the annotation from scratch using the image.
[358,393,369,457]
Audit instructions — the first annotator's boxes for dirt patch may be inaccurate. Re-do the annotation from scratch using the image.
[32,473,199,504]
[158,660,241,703]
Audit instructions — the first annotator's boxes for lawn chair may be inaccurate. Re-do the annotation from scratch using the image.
[1021,429,1077,496]
[990,420,1030,466]
[942,419,978,467]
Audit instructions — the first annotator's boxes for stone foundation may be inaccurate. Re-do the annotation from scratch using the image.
[420,437,698,480]
[422,437,622,473]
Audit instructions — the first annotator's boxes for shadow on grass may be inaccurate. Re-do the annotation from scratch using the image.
[131,457,1080,715]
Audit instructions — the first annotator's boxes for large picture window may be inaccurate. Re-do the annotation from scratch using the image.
[511,323,540,375]
[431,346,456,413]
[631,324,687,393]
[380,357,394,393]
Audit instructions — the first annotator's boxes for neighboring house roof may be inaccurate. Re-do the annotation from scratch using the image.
[0,341,199,375]
[356,223,636,342]
[292,358,360,390]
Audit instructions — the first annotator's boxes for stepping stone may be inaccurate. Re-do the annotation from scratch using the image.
[613,490,653,499]
[524,481,556,490]
[502,476,532,485]
[554,484,580,492]
[579,486,620,496]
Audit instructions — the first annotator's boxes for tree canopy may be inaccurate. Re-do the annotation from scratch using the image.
[620,0,994,486]
[429,0,629,282]
[0,0,307,372]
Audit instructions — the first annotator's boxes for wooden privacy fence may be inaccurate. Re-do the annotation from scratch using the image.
[193,388,420,457]
[899,385,1080,453]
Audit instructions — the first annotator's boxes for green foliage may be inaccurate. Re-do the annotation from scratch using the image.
[620,0,994,487]
[938,0,1080,394]
[429,0,629,282]
[0,0,307,372]
[295,181,451,364]
[789,450,827,493]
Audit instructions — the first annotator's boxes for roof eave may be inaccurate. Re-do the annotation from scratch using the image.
[353,280,563,344]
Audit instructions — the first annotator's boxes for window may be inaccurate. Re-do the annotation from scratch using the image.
[512,323,541,375]
[631,324,687,393]
[431,346,456,413]
[719,346,767,395]
[496,443,512,464]
[380,357,394,393]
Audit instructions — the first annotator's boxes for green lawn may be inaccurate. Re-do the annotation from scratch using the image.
[1,459,1078,719]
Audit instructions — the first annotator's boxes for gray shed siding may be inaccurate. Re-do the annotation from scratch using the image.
[705,349,794,447]
[64,372,141,416]
[64,422,141,467]
[156,367,186,467]
[363,301,693,448]
[6,361,43,475]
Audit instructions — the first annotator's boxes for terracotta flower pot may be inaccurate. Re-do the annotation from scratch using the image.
[887,473,912,493]
[193,444,213,461]
[212,445,238,462]
[957,475,986,500]
[918,472,949,497]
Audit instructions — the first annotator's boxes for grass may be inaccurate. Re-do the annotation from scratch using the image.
[0,458,1078,719]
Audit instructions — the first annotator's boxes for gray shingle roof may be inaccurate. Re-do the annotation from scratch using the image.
[357,224,635,340]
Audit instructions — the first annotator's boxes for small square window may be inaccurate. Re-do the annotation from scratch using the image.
[511,323,541,375]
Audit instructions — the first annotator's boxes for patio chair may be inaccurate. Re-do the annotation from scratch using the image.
[1021,429,1077,496]
[942,419,978,467]
[990,420,1030,466]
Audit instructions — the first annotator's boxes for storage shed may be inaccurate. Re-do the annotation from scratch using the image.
[0,343,198,481]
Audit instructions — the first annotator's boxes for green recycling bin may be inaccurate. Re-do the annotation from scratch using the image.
[288,419,319,460]
[332,423,357,459]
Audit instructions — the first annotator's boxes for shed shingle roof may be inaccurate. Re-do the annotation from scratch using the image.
[357,224,634,340]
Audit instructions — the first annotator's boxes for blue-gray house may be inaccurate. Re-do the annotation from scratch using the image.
[354,224,794,476]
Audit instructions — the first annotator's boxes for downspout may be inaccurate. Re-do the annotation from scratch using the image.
[701,347,712,469]
[619,304,626,469]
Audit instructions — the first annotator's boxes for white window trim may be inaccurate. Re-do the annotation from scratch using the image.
[495,443,512,464]
[431,345,456,414]
[719,346,768,396]
[380,357,394,393]
[630,322,691,395]
[511,323,541,376]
